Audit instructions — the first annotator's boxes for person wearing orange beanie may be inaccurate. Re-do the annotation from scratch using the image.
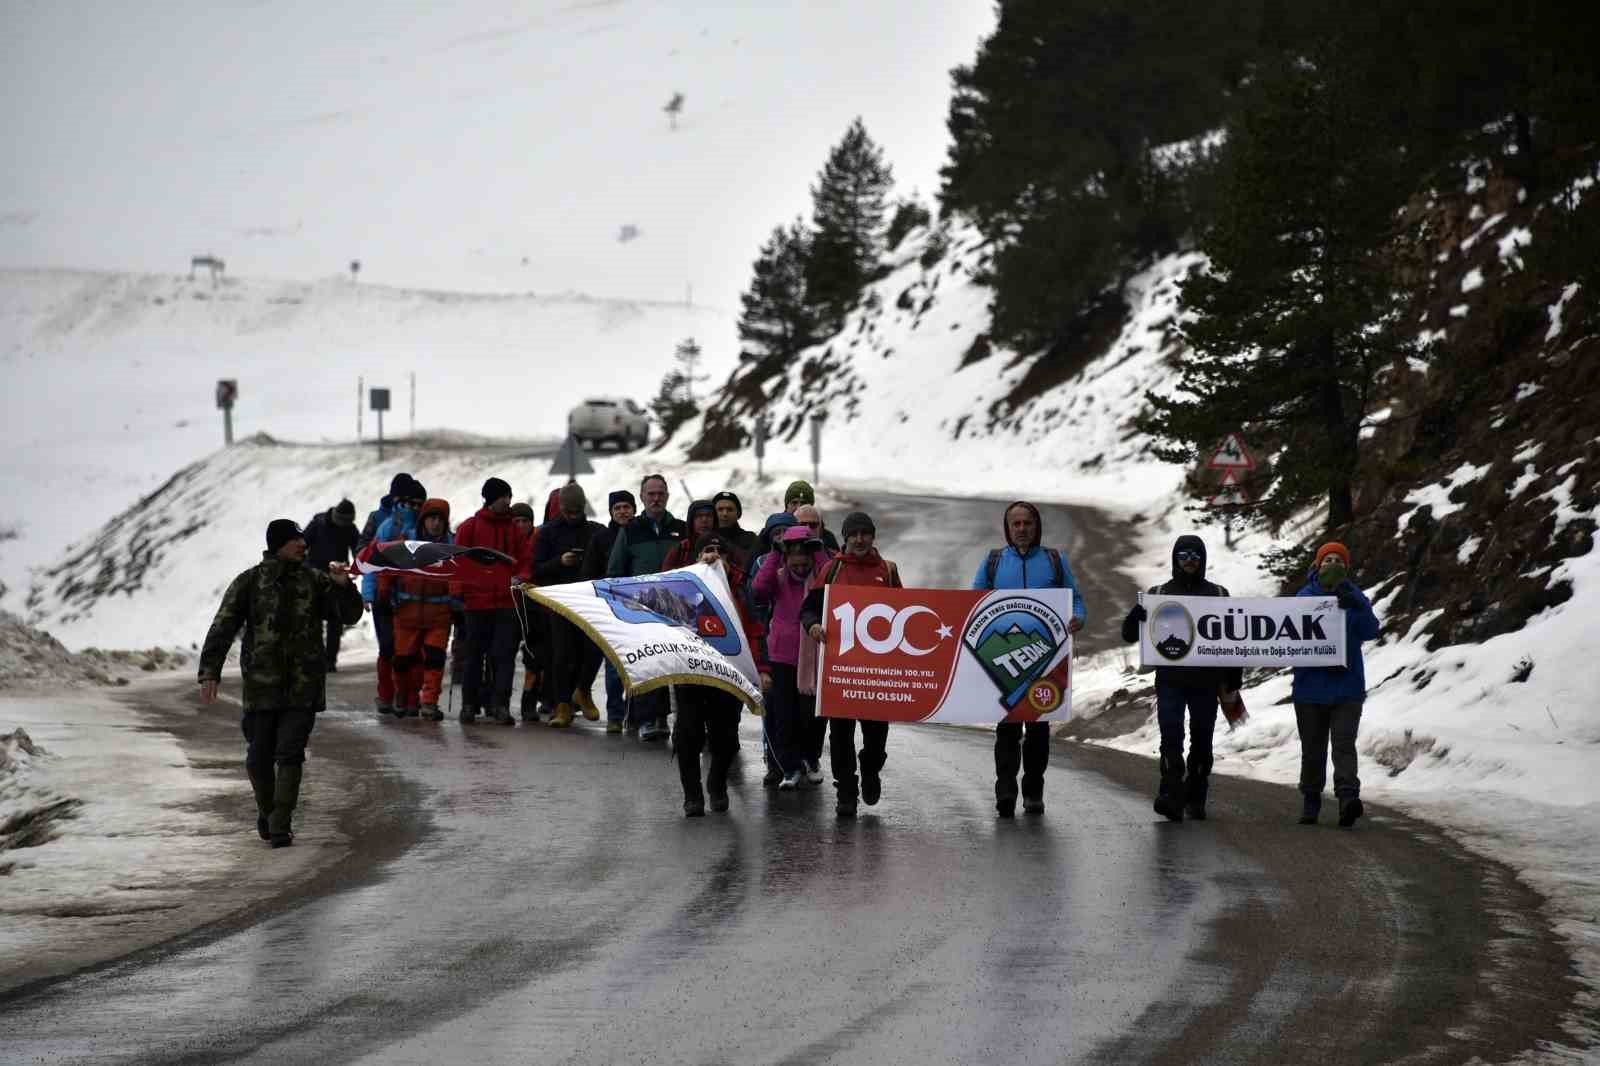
[1291,540,1380,828]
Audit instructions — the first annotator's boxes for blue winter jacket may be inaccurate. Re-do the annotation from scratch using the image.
[970,544,1088,629]
[1290,577,1381,705]
[362,505,418,603]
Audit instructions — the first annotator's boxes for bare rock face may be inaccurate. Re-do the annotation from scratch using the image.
[0,611,191,690]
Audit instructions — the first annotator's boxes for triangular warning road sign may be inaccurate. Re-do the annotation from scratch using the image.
[1207,432,1256,471]
[549,434,595,479]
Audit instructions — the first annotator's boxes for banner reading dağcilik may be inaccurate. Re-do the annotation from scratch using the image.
[523,562,764,713]
[1137,593,1345,669]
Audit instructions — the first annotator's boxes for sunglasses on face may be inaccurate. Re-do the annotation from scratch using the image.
[1176,550,1202,562]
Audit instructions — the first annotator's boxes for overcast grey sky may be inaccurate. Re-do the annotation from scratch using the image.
[0,1,994,306]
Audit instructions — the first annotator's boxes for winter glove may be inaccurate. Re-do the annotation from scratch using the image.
[1335,582,1361,610]
[1125,603,1147,625]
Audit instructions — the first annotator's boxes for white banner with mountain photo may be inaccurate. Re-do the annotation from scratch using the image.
[1137,593,1346,669]
[522,562,764,712]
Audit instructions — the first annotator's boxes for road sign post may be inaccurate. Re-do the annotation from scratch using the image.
[1206,434,1256,548]
[549,434,595,483]
[370,387,391,461]
[215,379,238,446]
[809,413,825,486]
[753,416,769,480]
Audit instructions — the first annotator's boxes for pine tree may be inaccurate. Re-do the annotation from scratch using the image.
[674,337,707,401]
[804,118,894,334]
[738,221,822,361]
[649,369,698,440]
[1142,26,1421,531]
[939,0,1262,353]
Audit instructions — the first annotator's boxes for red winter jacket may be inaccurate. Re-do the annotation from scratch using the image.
[453,507,534,611]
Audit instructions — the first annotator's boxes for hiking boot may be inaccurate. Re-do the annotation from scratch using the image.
[1338,797,1364,829]
[1184,802,1207,821]
[683,797,706,818]
[519,690,539,721]
[268,764,302,841]
[256,816,270,842]
[860,752,885,807]
[1153,795,1184,822]
[803,760,824,785]
[460,704,479,724]
[550,703,574,728]
[394,704,417,720]
[375,699,394,717]
[573,688,601,721]
[1299,795,1321,825]
[421,704,443,721]
[640,719,666,742]
[836,797,858,819]
[623,721,640,737]
[1022,796,1045,816]
[997,797,1016,819]
[708,790,729,813]
[605,720,623,735]
[326,662,339,674]
[763,766,783,788]
[779,770,801,791]
[492,704,514,726]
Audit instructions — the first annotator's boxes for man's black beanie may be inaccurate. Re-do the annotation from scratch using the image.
[712,490,743,518]
[266,519,304,553]
[334,498,356,518]
[608,489,636,510]
[841,511,875,539]
[482,477,512,503]
[389,473,414,497]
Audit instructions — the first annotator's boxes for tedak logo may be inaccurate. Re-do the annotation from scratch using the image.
[1149,601,1195,662]
[962,596,1071,716]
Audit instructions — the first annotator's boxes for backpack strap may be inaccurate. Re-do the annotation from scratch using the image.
[1045,548,1065,588]
[983,549,1003,589]
[823,558,846,585]
[883,560,900,587]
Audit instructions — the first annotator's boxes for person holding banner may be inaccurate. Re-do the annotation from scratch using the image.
[1292,542,1381,828]
[1121,535,1242,822]
[754,525,830,790]
[675,532,769,816]
[606,474,687,741]
[801,511,904,819]
[533,483,606,728]
[973,501,1086,818]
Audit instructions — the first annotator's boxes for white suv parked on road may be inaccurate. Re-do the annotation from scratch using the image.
[567,397,651,451]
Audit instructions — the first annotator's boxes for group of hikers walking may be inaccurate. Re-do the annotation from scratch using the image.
[197,469,1380,845]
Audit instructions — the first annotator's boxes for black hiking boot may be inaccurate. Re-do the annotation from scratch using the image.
[1299,795,1321,825]
[1184,802,1207,821]
[270,832,294,848]
[1338,797,1364,829]
[256,816,270,842]
[708,789,729,813]
[1022,795,1045,815]
[837,796,858,819]
[860,750,885,807]
[997,797,1016,819]
[460,703,479,724]
[683,796,706,818]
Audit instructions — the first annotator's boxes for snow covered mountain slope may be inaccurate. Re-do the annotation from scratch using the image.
[0,267,735,606]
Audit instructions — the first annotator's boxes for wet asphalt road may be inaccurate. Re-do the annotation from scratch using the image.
[1,496,1580,1064]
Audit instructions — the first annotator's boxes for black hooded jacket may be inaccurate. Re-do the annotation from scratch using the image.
[1121,535,1243,690]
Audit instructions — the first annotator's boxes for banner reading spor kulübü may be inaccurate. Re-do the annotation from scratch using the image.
[1137,593,1345,669]
[816,585,1074,725]
[523,562,764,712]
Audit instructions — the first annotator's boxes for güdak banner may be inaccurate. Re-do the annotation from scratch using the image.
[1137,593,1346,669]
[816,586,1075,725]
[523,562,765,712]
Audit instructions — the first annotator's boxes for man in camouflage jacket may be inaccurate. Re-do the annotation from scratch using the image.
[199,519,364,847]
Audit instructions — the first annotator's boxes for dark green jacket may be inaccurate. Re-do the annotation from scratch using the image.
[606,511,687,577]
[199,554,364,712]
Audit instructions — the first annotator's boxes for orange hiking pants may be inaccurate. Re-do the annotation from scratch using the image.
[394,616,450,708]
